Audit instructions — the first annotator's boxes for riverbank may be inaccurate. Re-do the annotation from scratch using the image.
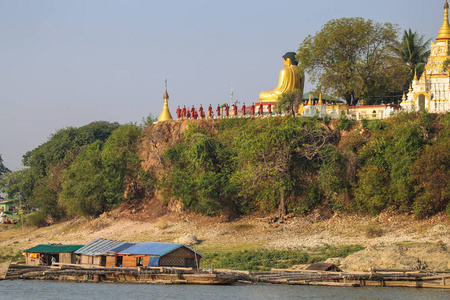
[0,208,448,271]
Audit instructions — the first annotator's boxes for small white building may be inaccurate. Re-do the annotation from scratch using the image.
[346,104,401,120]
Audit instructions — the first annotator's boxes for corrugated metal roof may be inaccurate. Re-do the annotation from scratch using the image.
[118,242,203,258]
[74,238,134,256]
[23,244,84,253]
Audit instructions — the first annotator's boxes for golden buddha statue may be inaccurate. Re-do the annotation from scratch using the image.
[259,52,305,103]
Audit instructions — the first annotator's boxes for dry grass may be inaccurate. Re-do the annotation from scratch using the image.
[229,223,255,231]
[365,224,384,238]
[156,219,170,230]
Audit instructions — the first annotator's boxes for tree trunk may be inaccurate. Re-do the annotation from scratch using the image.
[278,188,286,217]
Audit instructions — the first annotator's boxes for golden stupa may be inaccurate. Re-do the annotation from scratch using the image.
[157,88,173,122]
[437,0,450,41]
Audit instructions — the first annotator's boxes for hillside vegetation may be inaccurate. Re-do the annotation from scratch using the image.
[1,112,449,226]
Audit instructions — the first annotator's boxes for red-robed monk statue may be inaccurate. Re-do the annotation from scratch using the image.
[208,104,213,118]
[216,104,221,118]
[199,104,204,118]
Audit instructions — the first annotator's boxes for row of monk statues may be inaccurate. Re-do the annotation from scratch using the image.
[157,52,305,122]
[176,52,305,119]
[176,102,277,119]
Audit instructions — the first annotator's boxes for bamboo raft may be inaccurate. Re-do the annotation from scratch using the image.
[3,263,239,285]
[229,268,450,289]
[2,262,450,289]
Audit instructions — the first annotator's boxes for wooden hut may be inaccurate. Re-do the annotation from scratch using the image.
[23,244,84,266]
[115,242,203,269]
[306,263,342,272]
[74,238,133,267]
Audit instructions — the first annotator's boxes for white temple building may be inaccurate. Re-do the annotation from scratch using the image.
[401,1,450,113]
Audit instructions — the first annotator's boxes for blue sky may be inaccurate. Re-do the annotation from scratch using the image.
[0,0,445,170]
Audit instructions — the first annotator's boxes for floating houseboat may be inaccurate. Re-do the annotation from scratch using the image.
[23,244,83,266]
[114,242,203,269]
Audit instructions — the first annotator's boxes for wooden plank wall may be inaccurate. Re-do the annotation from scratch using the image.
[59,253,72,264]
[80,255,92,265]
[26,256,39,266]
[106,256,115,268]
[122,255,138,267]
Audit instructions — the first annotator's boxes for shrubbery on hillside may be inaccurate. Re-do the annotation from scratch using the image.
[1,112,448,226]
[161,112,450,218]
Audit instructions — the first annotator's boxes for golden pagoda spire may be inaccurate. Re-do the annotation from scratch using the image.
[437,1,450,40]
[413,68,418,81]
[402,91,406,101]
[307,92,313,106]
[318,93,323,105]
[157,80,173,122]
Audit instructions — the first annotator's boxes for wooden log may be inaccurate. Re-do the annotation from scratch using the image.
[0,261,11,280]
[371,268,440,273]
[307,281,360,287]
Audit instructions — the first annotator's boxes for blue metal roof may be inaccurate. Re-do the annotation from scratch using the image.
[74,238,134,256]
[118,242,203,258]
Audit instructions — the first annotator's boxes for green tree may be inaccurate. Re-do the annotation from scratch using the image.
[141,113,157,127]
[275,89,303,116]
[395,29,431,83]
[318,145,349,210]
[22,121,120,177]
[59,124,149,217]
[0,170,21,199]
[231,117,335,216]
[296,17,409,105]
[410,113,450,218]
[0,154,9,177]
[353,165,390,214]
[60,141,106,217]
[102,123,149,203]
[163,129,238,216]
[20,121,120,219]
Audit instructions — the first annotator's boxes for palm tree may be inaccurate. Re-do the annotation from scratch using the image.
[397,29,431,81]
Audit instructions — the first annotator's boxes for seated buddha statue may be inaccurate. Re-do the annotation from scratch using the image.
[259,52,304,103]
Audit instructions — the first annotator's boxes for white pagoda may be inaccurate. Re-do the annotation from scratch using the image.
[402,1,450,113]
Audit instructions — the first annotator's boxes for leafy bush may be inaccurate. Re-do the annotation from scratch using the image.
[200,245,364,270]
[26,211,49,228]
[338,114,356,130]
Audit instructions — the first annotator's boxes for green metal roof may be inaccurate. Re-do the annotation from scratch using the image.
[302,92,342,102]
[23,244,84,253]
